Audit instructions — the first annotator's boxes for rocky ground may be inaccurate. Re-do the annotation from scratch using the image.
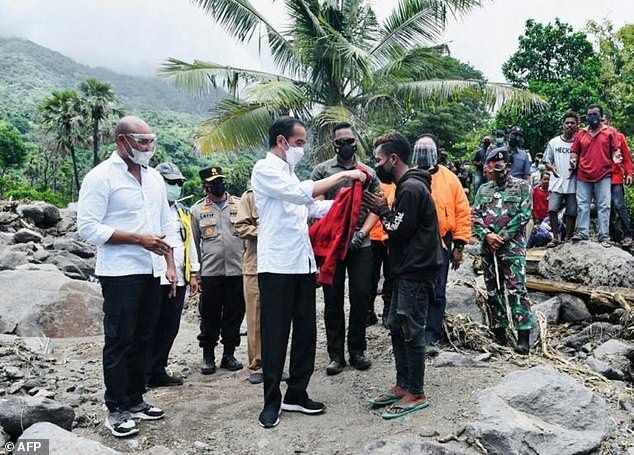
[0,200,632,454]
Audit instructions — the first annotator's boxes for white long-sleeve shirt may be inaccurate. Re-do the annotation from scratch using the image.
[251,152,332,274]
[77,151,176,277]
[160,203,200,286]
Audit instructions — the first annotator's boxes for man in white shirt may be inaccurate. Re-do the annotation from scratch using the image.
[77,116,177,438]
[543,111,579,244]
[251,116,365,429]
[147,162,200,388]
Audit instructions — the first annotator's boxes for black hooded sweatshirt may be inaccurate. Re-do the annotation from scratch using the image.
[377,169,442,281]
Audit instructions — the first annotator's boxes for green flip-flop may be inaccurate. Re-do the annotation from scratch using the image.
[367,393,400,407]
[380,400,429,420]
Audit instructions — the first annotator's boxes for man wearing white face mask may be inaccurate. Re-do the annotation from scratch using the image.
[146,162,200,388]
[78,116,178,437]
[251,116,366,428]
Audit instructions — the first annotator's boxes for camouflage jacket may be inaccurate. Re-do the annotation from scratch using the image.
[471,175,532,255]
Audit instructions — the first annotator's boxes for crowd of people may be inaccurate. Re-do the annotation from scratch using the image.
[76,103,632,437]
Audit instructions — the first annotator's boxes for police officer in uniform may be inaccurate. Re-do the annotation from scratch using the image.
[471,149,534,355]
[191,166,246,373]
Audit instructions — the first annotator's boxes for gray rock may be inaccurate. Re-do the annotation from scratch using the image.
[561,322,622,350]
[13,228,43,244]
[55,208,76,234]
[0,426,7,447]
[593,339,633,380]
[558,294,592,323]
[0,396,75,437]
[3,366,24,380]
[585,356,625,381]
[43,251,95,280]
[18,422,120,455]
[528,292,553,304]
[466,366,610,455]
[445,286,483,324]
[531,297,561,324]
[539,240,634,288]
[433,352,485,368]
[363,440,471,455]
[0,212,19,225]
[51,238,94,258]
[17,202,60,228]
[0,250,28,271]
[0,267,103,337]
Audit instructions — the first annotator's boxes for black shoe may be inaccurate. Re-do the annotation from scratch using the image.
[258,406,280,428]
[349,353,371,371]
[129,402,165,421]
[201,347,216,375]
[492,327,507,346]
[326,358,346,376]
[220,355,243,371]
[105,409,138,438]
[515,330,530,355]
[366,312,378,327]
[147,370,183,388]
[425,343,440,358]
[281,396,325,415]
[248,372,264,384]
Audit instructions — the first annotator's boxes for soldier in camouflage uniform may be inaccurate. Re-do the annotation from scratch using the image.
[471,149,533,355]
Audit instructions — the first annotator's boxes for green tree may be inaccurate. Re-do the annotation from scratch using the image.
[496,19,605,154]
[0,121,28,176]
[161,0,544,157]
[39,90,86,195]
[79,78,119,167]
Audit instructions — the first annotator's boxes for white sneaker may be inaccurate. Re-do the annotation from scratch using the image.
[105,410,139,437]
[129,402,165,420]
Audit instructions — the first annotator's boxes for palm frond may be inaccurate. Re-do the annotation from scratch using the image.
[373,45,448,81]
[159,58,299,96]
[197,99,275,153]
[243,79,312,114]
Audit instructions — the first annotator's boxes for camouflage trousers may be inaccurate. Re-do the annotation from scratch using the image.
[481,253,533,330]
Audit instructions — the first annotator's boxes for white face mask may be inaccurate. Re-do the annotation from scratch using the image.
[283,138,304,168]
[165,182,182,202]
[125,137,155,167]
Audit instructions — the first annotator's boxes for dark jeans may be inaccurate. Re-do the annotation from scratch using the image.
[99,274,160,412]
[323,246,372,359]
[259,273,316,410]
[611,184,632,239]
[198,276,245,351]
[370,240,394,320]
[426,235,452,343]
[388,277,433,396]
[148,284,186,379]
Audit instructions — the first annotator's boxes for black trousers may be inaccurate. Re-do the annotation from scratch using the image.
[323,246,372,360]
[369,240,394,319]
[147,284,186,379]
[198,276,245,351]
[99,274,160,412]
[259,273,316,409]
[426,234,452,343]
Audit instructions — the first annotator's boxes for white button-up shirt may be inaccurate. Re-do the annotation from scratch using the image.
[251,152,332,274]
[77,151,176,277]
[160,203,200,286]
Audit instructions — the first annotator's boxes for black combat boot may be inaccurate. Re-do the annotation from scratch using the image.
[201,346,216,375]
[491,327,507,346]
[515,330,530,355]
[220,347,243,371]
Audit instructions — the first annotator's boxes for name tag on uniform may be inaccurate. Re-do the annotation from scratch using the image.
[494,192,502,208]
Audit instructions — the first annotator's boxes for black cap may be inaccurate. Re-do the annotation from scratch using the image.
[509,126,524,136]
[199,166,225,183]
[485,147,509,164]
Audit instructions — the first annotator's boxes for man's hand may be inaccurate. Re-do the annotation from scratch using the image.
[343,169,367,183]
[189,275,200,296]
[485,233,505,251]
[626,175,633,186]
[451,248,463,270]
[166,265,177,298]
[546,164,559,178]
[362,191,387,215]
[137,234,172,256]
[569,154,577,170]
[349,230,366,252]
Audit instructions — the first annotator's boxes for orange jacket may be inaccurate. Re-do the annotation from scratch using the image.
[369,183,396,242]
[431,165,471,243]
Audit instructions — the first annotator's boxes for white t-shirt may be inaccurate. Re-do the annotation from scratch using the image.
[543,136,576,194]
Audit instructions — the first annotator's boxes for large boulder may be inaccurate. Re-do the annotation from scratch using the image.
[13,228,43,244]
[445,286,483,324]
[16,202,61,228]
[51,238,95,258]
[531,297,561,325]
[539,241,634,288]
[0,265,103,337]
[558,294,592,323]
[43,251,95,280]
[466,366,610,455]
[561,322,622,350]
[0,249,28,271]
[18,422,120,455]
[0,396,75,438]
[55,207,77,235]
[592,339,633,380]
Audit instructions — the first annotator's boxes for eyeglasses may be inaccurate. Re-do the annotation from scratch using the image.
[334,138,355,147]
[165,179,184,187]
[124,133,157,145]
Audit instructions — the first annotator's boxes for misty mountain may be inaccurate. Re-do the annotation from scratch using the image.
[0,37,221,118]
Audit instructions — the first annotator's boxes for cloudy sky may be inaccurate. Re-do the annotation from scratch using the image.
[1,0,633,83]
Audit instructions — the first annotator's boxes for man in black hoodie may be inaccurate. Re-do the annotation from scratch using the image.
[363,132,442,420]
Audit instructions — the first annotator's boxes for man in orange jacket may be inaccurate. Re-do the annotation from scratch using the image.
[413,135,471,349]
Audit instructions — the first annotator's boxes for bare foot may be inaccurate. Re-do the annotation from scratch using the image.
[397,391,428,407]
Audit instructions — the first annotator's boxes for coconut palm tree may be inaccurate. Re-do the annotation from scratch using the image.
[79,78,119,167]
[39,90,86,195]
[161,0,546,157]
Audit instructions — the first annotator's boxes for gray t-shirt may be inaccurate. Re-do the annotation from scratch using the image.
[509,148,531,179]
[543,136,576,194]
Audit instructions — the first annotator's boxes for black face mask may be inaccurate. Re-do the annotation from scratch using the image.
[509,137,519,148]
[336,143,356,161]
[494,168,508,186]
[587,113,601,128]
[376,162,394,184]
[205,181,225,197]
